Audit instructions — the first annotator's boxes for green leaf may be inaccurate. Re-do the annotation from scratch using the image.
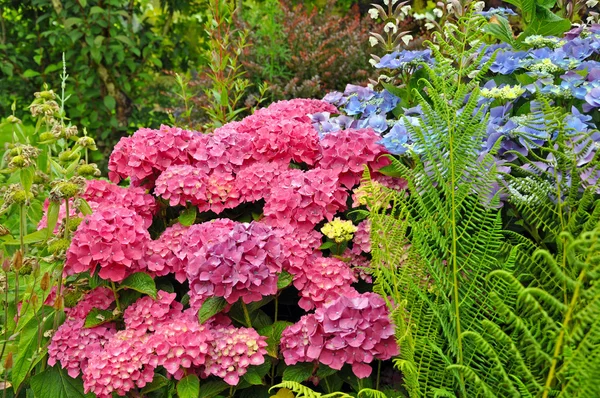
[141,374,171,394]
[277,271,293,290]
[198,297,227,324]
[114,35,135,47]
[179,207,197,226]
[79,0,87,7]
[46,201,60,239]
[316,365,337,378]
[84,308,116,328]
[319,241,335,250]
[13,307,56,391]
[119,272,157,299]
[63,17,82,29]
[22,69,40,78]
[503,0,535,21]
[381,81,406,100]
[103,95,116,110]
[89,6,104,14]
[243,360,271,386]
[30,366,92,398]
[20,167,34,194]
[521,6,571,38]
[78,198,93,216]
[259,321,292,358]
[1,229,48,246]
[282,363,314,382]
[483,16,516,46]
[177,375,200,398]
[198,381,229,398]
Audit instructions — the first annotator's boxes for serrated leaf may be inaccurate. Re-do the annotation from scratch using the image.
[103,95,116,110]
[179,206,197,226]
[30,366,92,398]
[243,367,264,385]
[119,272,157,299]
[46,201,60,239]
[20,166,34,194]
[316,364,337,378]
[319,241,335,250]
[198,381,229,398]
[282,363,314,382]
[198,297,227,324]
[177,374,200,398]
[259,321,292,358]
[84,308,115,328]
[483,16,516,46]
[141,374,171,394]
[277,271,293,289]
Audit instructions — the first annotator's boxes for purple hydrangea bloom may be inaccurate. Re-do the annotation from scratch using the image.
[379,122,409,155]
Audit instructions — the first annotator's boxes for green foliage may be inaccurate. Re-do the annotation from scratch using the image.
[177,374,201,398]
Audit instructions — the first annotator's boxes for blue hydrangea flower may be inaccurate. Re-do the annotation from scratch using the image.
[366,114,389,134]
[379,122,409,155]
[476,7,517,19]
[375,50,432,70]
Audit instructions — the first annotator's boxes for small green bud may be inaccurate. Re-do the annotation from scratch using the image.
[58,150,74,163]
[9,155,25,168]
[48,238,71,254]
[39,132,57,143]
[63,289,83,308]
[76,136,97,150]
[6,115,21,124]
[57,182,80,198]
[12,189,29,204]
[33,171,49,184]
[18,258,37,276]
[67,217,82,231]
[76,163,101,177]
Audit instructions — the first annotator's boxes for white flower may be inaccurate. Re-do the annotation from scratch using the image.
[473,1,485,12]
[413,13,425,20]
[384,21,398,34]
[400,5,411,15]
[369,59,378,67]
[369,36,378,47]
[368,8,379,19]
[433,8,443,18]
[367,83,375,90]
[586,0,598,7]
[446,3,454,13]
[425,22,435,30]
[383,0,390,5]
[401,35,413,46]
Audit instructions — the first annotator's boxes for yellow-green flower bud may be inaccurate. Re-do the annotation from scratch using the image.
[64,289,83,308]
[76,163,101,177]
[9,155,25,168]
[76,136,96,150]
[321,218,358,243]
[67,217,82,231]
[6,115,21,124]
[48,238,71,254]
[39,132,57,143]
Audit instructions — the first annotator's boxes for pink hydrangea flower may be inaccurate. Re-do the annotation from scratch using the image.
[253,99,338,124]
[204,326,268,385]
[278,226,323,277]
[187,126,253,174]
[293,257,358,310]
[123,291,183,335]
[83,330,156,398]
[64,206,150,282]
[343,249,372,283]
[352,220,371,254]
[281,292,398,379]
[318,129,390,188]
[148,309,214,379]
[201,170,240,214]
[154,165,206,207]
[48,288,116,378]
[264,169,348,231]
[108,125,194,186]
[83,180,157,228]
[37,198,81,233]
[235,160,290,203]
[141,223,189,282]
[186,221,283,305]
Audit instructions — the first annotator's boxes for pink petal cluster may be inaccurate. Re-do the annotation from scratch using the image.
[319,129,390,188]
[37,198,81,233]
[235,160,290,203]
[264,169,348,231]
[188,127,253,174]
[108,125,194,186]
[64,206,150,282]
[123,291,183,335]
[48,288,116,378]
[154,165,205,207]
[281,292,398,378]
[186,221,283,305]
[141,223,189,282]
[148,310,213,379]
[204,326,268,385]
[253,99,338,123]
[352,220,371,254]
[83,180,157,228]
[83,330,156,398]
[343,249,373,283]
[293,257,358,310]
[278,227,323,276]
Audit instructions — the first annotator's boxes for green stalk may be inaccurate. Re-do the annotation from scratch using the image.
[241,301,252,328]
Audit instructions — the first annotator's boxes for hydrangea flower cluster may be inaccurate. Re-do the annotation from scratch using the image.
[54,97,401,392]
[281,292,398,378]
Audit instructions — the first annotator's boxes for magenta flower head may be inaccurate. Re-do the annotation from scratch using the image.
[186,221,284,306]
[141,223,190,282]
[253,99,338,123]
[64,206,150,282]
[154,165,206,207]
[188,125,254,174]
[83,179,157,228]
[264,168,348,231]
[294,257,358,310]
[108,125,194,187]
[352,220,371,254]
[318,128,390,188]
[48,288,116,378]
[83,330,156,398]
[204,326,268,385]
[235,160,290,203]
[281,292,398,379]
[123,290,183,335]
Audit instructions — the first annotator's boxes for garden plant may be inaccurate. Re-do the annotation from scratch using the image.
[1,0,600,397]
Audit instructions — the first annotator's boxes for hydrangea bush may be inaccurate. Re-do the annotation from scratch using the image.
[37,98,405,397]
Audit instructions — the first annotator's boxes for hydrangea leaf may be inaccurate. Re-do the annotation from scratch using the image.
[259,321,293,358]
[178,206,197,226]
[242,360,271,386]
[282,363,314,383]
[198,380,229,398]
[118,272,157,299]
[198,296,227,324]
[177,374,200,398]
[140,373,171,394]
[84,308,116,328]
[318,241,335,250]
[30,366,92,398]
[277,271,293,289]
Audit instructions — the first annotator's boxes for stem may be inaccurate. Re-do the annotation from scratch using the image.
[0,274,9,379]
[274,294,278,323]
[64,199,70,240]
[241,301,252,328]
[376,359,381,391]
[111,282,121,313]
